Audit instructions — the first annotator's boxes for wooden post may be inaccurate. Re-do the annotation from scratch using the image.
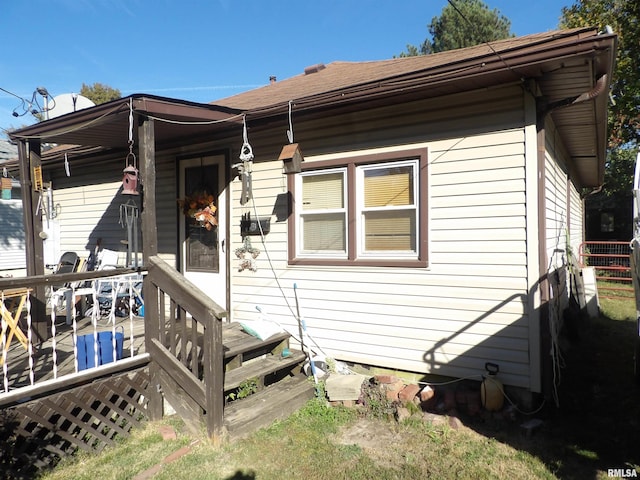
[138,116,162,420]
[204,309,224,443]
[139,116,158,262]
[17,139,47,342]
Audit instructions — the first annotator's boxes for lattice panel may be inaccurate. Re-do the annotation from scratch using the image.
[0,368,150,478]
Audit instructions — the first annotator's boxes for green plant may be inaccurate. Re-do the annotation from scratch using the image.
[360,379,397,419]
[226,377,259,402]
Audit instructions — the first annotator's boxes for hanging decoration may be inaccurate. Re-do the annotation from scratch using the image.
[122,98,139,195]
[236,115,254,205]
[235,236,260,272]
[119,199,140,267]
[64,152,71,177]
[32,166,43,192]
[177,191,217,230]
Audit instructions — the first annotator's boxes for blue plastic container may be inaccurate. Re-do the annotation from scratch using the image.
[99,330,124,364]
[76,328,124,370]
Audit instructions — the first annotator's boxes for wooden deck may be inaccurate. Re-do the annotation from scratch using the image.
[1,313,147,395]
[1,311,311,406]
[0,257,315,475]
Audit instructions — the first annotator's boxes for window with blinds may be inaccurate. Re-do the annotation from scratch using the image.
[360,163,417,254]
[291,148,427,267]
[299,169,347,254]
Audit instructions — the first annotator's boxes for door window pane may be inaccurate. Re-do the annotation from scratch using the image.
[185,164,219,271]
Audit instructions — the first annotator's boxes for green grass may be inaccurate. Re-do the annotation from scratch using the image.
[36,296,640,480]
[39,398,556,480]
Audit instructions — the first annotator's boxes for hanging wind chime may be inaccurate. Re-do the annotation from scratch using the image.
[122,99,139,195]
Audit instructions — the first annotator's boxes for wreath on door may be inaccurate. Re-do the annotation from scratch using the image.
[177,191,217,230]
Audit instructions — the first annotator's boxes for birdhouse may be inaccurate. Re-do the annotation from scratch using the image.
[278,143,304,174]
[122,165,139,195]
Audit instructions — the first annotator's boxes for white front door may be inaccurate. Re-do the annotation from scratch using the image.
[178,154,227,310]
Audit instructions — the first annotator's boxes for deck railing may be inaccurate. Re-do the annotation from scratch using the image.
[0,266,149,407]
[144,255,226,442]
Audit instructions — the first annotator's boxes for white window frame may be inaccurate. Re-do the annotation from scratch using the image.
[356,159,419,259]
[296,167,348,258]
[289,147,428,268]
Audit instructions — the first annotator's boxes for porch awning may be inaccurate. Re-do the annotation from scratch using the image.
[8,94,244,149]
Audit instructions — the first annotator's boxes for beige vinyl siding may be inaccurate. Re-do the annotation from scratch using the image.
[229,85,535,389]
[46,153,177,268]
[48,158,132,265]
[544,118,575,317]
[544,154,569,271]
[568,184,583,255]
[154,153,178,266]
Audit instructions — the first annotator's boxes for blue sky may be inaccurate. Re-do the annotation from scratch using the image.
[1,0,573,135]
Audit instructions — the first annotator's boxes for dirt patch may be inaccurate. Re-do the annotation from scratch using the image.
[335,417,406,468]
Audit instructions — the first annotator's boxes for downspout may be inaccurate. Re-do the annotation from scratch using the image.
[537,74,608,122]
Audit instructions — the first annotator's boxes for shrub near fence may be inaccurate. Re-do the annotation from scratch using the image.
[578,241,633,299]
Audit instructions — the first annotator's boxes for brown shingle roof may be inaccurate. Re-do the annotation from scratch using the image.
[214,28,597,112]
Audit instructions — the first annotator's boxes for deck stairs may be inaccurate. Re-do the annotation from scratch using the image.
[161,322,316,440]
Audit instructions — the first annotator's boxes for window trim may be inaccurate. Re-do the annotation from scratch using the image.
[288,148,428,267]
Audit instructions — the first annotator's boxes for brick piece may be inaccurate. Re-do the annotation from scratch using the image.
[158,425,177,441]
[385,379,405,401]
[398,383,421,404]
[375,374,399,384]
[419,385,435,402]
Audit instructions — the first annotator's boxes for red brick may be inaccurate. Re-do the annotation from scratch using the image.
[158,425,177,441]
[385,379,405,401]
[419,385,435,402]
[398,383,421,403]
[375,374,399,384]
[163,446,192,464]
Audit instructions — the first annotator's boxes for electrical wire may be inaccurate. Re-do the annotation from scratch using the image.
[419,373,547,416]
[247,178,328,359]
[445,0,523,82]
[143,111,245,126]
[9,102,130,140]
